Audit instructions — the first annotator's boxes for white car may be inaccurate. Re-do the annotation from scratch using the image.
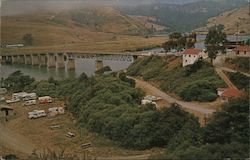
[28,110,46,119]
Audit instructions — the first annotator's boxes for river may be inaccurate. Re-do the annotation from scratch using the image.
[0,59,132,80]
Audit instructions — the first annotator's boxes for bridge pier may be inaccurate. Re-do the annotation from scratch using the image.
[57,53,65,69]
[25,55,32,65]
[18,55,25,64]
[1,56,7,64]
[12,55,18,64]
[47,53,56,68]
[67,58,75,70]
[95,60,104,71]
[32,54,39,66]
[39,54,47,67]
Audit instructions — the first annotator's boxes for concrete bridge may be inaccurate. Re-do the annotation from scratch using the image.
[0,52,140,71]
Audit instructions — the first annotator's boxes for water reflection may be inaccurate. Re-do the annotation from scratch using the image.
[0,59,132,80]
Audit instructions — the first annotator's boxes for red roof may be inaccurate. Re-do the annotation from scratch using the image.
[183,48,203,55]
[233,45,250,52]
[222,88,242,98]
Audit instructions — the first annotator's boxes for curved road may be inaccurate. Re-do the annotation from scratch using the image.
[133,78,216,115]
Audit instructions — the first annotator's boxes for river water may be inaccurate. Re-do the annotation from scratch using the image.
[0,59,132,80]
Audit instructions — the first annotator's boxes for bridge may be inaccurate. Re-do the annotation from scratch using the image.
[0,52,143,71]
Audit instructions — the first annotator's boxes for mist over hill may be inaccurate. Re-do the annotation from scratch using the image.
[117,0,248,32]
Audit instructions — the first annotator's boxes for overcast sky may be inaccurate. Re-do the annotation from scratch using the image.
[0,0,201,16]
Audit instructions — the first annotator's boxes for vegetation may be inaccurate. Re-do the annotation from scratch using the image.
[225,57,250,72]
[127,56,225,101]
[95,66,112,75]
[162,32,196,51]
[2,71,35,92]
[3,71,248,158]
[227,72,250,91]
[22,33,33,46]
[151,96,249,159]
[205,26,227,63]
[118,0,246,32]
[3,71,200,150]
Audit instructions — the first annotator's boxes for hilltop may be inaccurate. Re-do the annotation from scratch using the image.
[1,6,165,53]
[206,5,250,34]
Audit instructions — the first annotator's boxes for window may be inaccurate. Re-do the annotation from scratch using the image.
[185,60,187,62]
[244,51,246,55]
[189,55,191,57]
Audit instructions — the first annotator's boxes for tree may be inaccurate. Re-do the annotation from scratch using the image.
[22,34,33,46]
[205,26,227,63]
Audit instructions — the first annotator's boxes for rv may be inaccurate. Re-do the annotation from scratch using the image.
[24,100,36,106]
[6,98,20,104]
[23,93,37,101]
[12,92,27,100]
[48,107,65,116]
[38,96,52,104]
[28,110,46,119]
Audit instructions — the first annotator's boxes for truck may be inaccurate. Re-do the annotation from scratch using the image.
[38,96,52,104]
[24,100,36,106]
[28,110,46,119]
[23,93,37,101]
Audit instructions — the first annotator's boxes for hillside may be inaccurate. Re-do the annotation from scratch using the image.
[117,0,247,32]
[1,6,165,53]
[207,5,250,34]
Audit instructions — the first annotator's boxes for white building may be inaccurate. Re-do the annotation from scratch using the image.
[182,48,207,67]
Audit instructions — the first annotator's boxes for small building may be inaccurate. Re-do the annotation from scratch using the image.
[0,106,14,116]
[233,45,250,57]
[219,88,243,102]
[217,88,228,97]
[182,48,207,67]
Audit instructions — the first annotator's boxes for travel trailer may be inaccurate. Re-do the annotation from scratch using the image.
[38,96,52,104]
[24,100,36,106]
[28,110,46,119]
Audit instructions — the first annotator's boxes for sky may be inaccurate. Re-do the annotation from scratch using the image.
[0,0,201,16]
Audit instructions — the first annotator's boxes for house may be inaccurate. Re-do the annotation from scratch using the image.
[218,88,243,102]
[182,48,207,67]
[233,45,250,57]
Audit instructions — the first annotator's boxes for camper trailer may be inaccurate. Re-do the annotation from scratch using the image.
[23,93,37,101]
[48,107,65,116]
[12,92,27,100]
[38,96,52,104]
[28,110,46,119]
[24,100,36,106]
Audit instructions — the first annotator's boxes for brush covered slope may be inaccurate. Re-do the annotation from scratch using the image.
[127,56,225,102]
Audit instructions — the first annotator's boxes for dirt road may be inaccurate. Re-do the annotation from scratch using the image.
[0,122,37,155]
[133,78,216,115]
[215,68,237,89]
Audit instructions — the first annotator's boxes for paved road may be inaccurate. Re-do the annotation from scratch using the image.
[133,78,216,114]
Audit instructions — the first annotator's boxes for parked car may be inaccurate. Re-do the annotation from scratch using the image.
[28,110,46,119]
[38,96,52,104]
[24,100,36,106]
